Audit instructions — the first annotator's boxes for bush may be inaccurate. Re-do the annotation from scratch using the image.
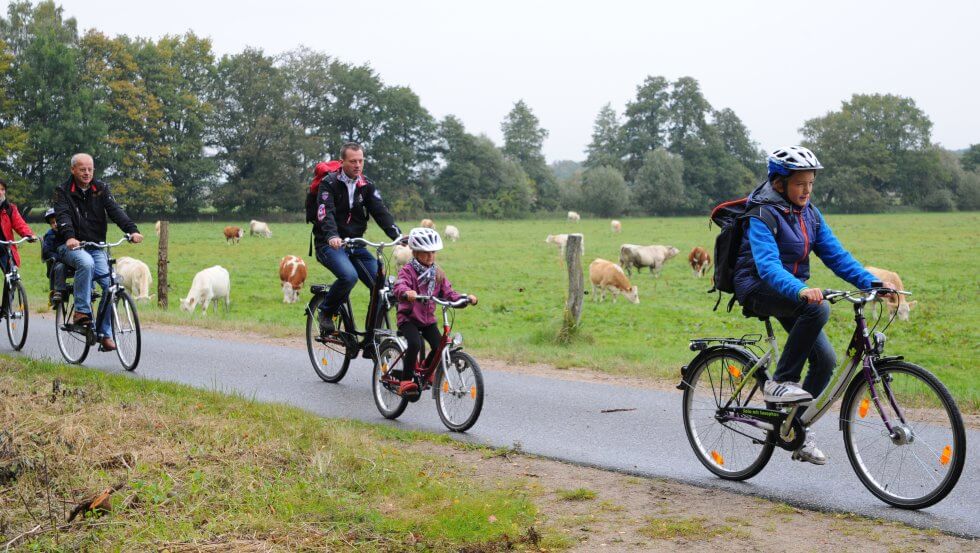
[919,188,956,212]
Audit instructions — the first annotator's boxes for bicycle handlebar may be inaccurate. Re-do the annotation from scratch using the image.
[0,236,36,245]
[413,295,471,308]
[74,235,133,250]
[343,235,405,249]
[822,287,911,305]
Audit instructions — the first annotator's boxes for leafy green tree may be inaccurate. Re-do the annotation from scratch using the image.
[960,144,980,173]
[667,76,711,150]
[580,166,629,217]
[550,160,581,181]
[632,148,684,214]
[212,48,302,214]
[713,107,762,176]
[622,76,670,181]
[0,40,29,201]
[584,103,624,171]
[500,99,558,210]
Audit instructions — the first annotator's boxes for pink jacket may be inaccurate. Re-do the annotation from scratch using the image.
[392,262,463,327]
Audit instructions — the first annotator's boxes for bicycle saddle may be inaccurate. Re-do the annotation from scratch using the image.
[741,304,769,321]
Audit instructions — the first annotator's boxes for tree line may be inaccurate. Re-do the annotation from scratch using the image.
[1,1,977,220]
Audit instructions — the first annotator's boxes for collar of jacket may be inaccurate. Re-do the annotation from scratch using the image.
[68,177,100,195]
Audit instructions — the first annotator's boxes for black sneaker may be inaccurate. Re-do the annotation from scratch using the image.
[317,310,335,336]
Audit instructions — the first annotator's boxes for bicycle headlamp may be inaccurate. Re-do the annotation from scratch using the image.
[452,332,464,347]
[873,331,887,355]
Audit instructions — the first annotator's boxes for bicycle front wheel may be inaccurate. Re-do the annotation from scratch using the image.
[373,340,408,420]
[842,360,966,509]
[6,280,28,350]
[305,295,351,383]
[682,348,775,480]
[55,297,90,364]
[111,290,141,371]
[434,350,484,432]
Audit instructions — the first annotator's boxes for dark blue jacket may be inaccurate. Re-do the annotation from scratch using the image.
[42,229,64,263]
[734,180,875,301]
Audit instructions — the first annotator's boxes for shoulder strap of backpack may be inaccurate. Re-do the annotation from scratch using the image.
[743,204,779,237]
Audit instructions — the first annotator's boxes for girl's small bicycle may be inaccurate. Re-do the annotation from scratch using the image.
[0,236,35,351]
[372,295,484,432]
[679,286,965,509]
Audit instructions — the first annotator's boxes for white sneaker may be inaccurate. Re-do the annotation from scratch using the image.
[764,380,813,404]
[793,429,828,465]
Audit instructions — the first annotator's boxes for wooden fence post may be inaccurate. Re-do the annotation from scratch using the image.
[157,221,169,310]
[559,233,584,341]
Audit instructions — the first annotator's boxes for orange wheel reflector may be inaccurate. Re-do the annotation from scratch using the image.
[859,398,870,418]
[727,364,742,379]
[940,445,952,466]
[469,386,477,399]
[321,357,328,366]
[441,381,449,393]
[711,450,724,466]
[381,363,388,374]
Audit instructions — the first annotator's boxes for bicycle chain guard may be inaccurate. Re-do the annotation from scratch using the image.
[725,406,806,451]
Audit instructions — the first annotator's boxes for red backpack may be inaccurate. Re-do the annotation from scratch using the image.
[305,160,342,224]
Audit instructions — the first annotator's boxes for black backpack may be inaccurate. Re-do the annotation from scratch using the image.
[706,197,777,311]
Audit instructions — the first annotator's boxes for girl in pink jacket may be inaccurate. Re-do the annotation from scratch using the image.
[391,228,477,396]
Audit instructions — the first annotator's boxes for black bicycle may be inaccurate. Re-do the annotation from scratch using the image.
[0,236,36,351]
[305,236,402,383]
[55,236,142,371]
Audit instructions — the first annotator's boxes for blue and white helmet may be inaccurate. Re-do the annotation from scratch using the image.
[767,146,823,176]
[408,227,443,252]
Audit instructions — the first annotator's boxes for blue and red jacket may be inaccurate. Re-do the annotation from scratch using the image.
[734,180,876,302]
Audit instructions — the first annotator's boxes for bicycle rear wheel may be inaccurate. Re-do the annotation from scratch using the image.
[6,280,28,351]
[55,295,90,364]
[372,340,408,419]
[434,350,484,432]
[682,348,774,480]
[111,290,141,371]
[841,360,966,509]
[305,295,352,383]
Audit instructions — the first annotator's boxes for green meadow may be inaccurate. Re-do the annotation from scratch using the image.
[16,212,980,409]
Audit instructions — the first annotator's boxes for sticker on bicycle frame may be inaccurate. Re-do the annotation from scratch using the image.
[727,364,742,379]
[940,445,952,466]
[859,397,870,418]
[711,450,725,466]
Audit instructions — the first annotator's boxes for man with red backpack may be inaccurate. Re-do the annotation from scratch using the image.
[310,142,401,337]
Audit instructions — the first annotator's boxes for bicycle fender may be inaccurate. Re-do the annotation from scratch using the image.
[678,345,757,391]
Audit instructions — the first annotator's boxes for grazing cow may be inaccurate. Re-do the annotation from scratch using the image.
[567,211,581,222]
[688,246,712,278]
[223,226,244,244]
[392,244,413,269]
[279,255,308,304]
[420,218,435,229]
[619,244,680,277]
[115,257,152,302]
[154,220,161,236]
[180,265,231,315]
[444,225,460,242]
[545,233,585,263]
[249,220,272,238]
[610,220,622,233]
[589,258,639,304]
[866,266,917,321]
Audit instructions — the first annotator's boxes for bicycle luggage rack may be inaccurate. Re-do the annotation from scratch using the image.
[688,334,762,351]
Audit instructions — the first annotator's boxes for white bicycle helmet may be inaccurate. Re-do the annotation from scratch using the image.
[407,227,443,252]
[767,146,823,176]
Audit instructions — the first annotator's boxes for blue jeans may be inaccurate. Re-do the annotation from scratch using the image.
[61,245,112,338]
[315,245,378,319]
[744,287,836,399]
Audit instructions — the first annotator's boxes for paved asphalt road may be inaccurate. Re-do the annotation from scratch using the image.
[10,321,979,538]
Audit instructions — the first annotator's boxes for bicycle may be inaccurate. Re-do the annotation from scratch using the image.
[679,286,966,509]
[305,236,402,383]
[372,295,484,432]
[0,236,36,351]
[54,236,142,371]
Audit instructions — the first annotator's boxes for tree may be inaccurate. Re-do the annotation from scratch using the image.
[500,99,558,210]
[550,160,581,181]
[622,76,670,181]
[960,144,980,173]
[579,166,629,217]
[0,40,29,202]
[713,107,762,176]
[666,76,711,151]
[584,103,623,171]
[631,148,684,214]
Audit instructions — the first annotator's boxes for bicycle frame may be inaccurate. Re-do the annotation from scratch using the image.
[399,296,469,393]
[0,237,30,311]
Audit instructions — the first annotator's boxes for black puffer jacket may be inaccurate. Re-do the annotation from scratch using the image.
[312,171,400,246]
[52,177,139,243]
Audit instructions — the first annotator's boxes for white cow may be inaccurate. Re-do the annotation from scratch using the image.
[116,257,153,302]
[180,266,231,315]
[392,244,413,269]
[249,220,272,238]
[619,244,680,277]
[279,255,308,304]
[154,220,161,236]
[610,220,622,233]
[545,233,585,263]
[567,211,581,222]
[589,258,639,304]
[444,225,460,242]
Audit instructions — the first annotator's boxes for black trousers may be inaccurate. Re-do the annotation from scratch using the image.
[398,321,440,378]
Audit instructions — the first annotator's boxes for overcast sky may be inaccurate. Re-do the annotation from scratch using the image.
[45,0,980,162]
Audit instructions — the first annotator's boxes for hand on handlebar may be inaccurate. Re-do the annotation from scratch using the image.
[799,287,824,304]
[329,237,343,249]
[403,290,418,303]
[467,294,478,306]
[129,232,143,244]
[66,237,81,250]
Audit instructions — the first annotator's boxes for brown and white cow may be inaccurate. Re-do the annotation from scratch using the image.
[279,255,308,304]
[865,266,917,321]
[688,246,712,278]
[420,218,435,229]
[224,226,244,244]
[589,258,639,304]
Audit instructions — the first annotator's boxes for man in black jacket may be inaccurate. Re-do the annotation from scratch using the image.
[313,142,401,336]
[53,153,143,351]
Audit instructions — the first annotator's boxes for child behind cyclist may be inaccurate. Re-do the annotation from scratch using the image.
[392,227,477,397]
[41,208,67,303]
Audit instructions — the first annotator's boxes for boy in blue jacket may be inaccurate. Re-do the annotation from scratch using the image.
[734,146,895,465]
[41,208,67,303]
